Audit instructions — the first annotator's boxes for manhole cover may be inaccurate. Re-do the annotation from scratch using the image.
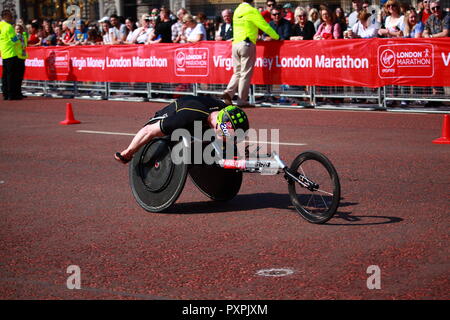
[255,268,294,277]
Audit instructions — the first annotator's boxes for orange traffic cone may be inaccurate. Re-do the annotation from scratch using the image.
[60,103,81,125]
[432,114,450,144]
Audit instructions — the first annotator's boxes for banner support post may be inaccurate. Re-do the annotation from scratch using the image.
[147,82,152,100]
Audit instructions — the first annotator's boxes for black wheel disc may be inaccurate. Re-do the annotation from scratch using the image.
[189,164,242,201]
[129,139,188,212]
[139,141,174,192]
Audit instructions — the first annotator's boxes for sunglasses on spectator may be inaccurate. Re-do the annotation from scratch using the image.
[267,3,274,7]
[272,12,281,16]
[431,6,440,11]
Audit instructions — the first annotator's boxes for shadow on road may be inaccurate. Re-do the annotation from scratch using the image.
[325,211,404,226]
[164,193,403,226]
[165,192,352,214]
[166,192,293,214]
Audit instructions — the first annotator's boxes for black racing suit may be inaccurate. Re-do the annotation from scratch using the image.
[146,95,227,136]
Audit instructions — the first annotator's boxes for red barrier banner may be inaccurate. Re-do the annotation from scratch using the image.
[1,38,449,87]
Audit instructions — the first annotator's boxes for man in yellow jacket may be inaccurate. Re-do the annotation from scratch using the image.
[222,0,279,107]
[0,9,20,100]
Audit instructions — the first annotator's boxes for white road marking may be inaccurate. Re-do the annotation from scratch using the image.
[76,130,307,146]
[256,268,295,277]
[77,130,135,136]
[248,140,306,146]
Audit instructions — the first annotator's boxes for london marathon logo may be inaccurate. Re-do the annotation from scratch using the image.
[378,44,434,79]
[380,49,396,69]
[174,48,209,76]
[47,50,70,76]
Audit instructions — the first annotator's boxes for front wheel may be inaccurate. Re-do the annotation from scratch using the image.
[287,151,340,224]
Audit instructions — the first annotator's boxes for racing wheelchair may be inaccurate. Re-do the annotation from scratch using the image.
[129,135,341,224]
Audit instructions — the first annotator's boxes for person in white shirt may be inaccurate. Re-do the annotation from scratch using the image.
[345,11,379,38]
[101,20,117,44]
[348,0,363,28]
[124,17,138,44]
[110,14,127,43]
[180,14,207,43]
[378,0,404,37]
[131,14,154,44]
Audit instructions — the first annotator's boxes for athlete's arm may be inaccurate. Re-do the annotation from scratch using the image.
[118,121,165,160]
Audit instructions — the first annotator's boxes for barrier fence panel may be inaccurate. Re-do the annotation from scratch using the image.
[43,80,76,98]
[73,81,108,100]
[108,82,149,101]
[22,79,46,96]
[313,86,383,110]
[384,86,450,110]
[195,83,227,97]
[253,84,313,108]
[147,83,196,102]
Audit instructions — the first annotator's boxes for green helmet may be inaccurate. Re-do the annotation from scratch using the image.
[216,105,250,137]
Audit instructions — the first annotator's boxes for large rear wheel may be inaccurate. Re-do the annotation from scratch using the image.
[189,164,242,201]
[129,139,188,212]
[287,151,340,224]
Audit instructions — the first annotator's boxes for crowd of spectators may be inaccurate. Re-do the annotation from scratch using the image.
[3,1,448,106]
[12,0,450,48]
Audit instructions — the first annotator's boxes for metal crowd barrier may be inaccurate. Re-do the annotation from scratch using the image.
[108,82,149,101]
[74,81,108,100]
[15,80,450,113]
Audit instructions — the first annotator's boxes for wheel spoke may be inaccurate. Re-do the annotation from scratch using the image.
[318,193,329,210]
[306,193,314,208]
[316,189,333,196]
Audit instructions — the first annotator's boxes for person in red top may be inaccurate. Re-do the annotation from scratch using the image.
[313,6,342,40]
[283,3,295,24]
[27,22,41,46]
[420,0,432,23]
[61,21,74,45]
[261,0,276,22]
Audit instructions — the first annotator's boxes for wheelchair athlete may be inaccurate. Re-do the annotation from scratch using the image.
[115,95,250,164]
